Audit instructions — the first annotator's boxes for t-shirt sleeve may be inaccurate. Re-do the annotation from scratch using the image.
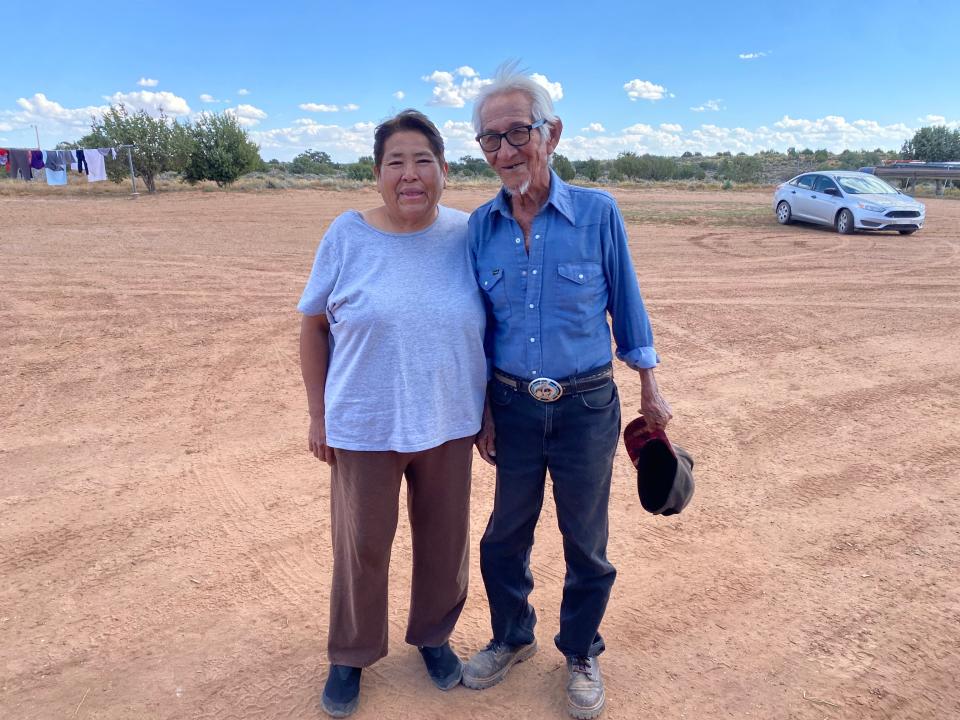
[297,220,343,315]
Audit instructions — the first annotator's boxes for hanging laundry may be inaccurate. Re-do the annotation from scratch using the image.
[44,150,68,186]
[30,150,45,170]
[84,148,108,182]
[7,149,33,180]
[99,147,117,160]
[74,148,89,175]
[0,148,9,175]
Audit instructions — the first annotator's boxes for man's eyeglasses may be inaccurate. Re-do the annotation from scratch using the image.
[476,119,546,153]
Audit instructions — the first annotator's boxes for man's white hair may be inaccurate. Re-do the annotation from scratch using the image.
[472,60,558,141]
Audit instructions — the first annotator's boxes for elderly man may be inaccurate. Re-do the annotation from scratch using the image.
[462,65,672,719]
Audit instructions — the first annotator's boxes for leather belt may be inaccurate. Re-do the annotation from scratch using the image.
[493,364,613,403]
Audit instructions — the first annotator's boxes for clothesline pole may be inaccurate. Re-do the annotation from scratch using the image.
[119,144,139,196]
[32,124,40,149]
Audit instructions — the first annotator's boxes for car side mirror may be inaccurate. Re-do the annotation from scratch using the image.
[824,187,841,197]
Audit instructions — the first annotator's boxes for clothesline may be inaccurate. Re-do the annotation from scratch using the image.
[0,146,118,185]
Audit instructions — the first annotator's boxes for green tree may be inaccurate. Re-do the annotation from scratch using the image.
[901,125,960,162]
[448,155,496,178]
[80,104,185,193]
[612,152,677,181]
[552,153,576,181]
[613,152,643,179]
[718,154,762,183]
[346,156,375,181]
[578,158,602,182]
[676,164,706,180]
[182,112,262,187]
[289,149,335,175]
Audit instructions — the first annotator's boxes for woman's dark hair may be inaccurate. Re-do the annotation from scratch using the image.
[373,109,445,169]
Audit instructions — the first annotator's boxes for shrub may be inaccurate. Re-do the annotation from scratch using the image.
[552,153,576,181]
[182,113,261,187]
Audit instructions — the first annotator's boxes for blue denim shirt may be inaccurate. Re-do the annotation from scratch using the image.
[469,170,659,380]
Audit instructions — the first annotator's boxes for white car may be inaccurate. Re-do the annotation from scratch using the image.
[773,171,925,235]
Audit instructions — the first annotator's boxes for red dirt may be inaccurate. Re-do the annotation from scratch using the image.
[2,186,958,720]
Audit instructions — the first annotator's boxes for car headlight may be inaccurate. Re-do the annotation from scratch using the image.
[857,202,886,213]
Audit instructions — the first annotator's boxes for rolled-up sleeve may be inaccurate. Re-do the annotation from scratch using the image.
[602,203,660,370]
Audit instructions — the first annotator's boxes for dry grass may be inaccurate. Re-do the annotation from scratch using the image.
[3,168,957,201]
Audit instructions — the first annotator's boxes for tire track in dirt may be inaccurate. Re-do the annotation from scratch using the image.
[180,323,328,615]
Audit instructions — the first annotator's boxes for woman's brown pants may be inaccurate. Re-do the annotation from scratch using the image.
[327,435,473,667]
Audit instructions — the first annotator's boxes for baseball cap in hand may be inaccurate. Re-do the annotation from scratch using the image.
[623,416,695,515]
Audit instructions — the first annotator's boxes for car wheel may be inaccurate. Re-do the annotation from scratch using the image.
[898,229,917,235]
[836,208,855,235]
[776,201,792,225]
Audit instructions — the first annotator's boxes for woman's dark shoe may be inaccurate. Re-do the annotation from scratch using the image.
[321,665,362,717]
[418,642,464,690]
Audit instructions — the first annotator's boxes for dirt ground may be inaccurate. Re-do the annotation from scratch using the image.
[1,184,958,720]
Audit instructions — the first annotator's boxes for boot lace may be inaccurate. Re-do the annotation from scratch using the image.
[570,656,592,675]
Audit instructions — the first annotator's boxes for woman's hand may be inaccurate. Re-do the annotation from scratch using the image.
[475,399,496,466]
[637,367,673,430]
[308,416,336,465]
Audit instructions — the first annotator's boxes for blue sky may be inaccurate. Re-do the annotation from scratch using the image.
[2,1,958,163]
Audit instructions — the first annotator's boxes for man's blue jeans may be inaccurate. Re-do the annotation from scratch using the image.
[480,377,621,658]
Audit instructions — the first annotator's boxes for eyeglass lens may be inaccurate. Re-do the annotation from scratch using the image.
[479,126,533,152]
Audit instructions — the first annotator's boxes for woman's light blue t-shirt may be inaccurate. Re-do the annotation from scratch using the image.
[298,206,487,452]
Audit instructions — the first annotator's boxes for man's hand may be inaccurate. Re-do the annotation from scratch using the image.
[476,399,497,466]
[637,367,673,430]
[308,416,336,466]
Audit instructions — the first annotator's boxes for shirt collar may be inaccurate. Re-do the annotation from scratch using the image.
[491,169,577,225]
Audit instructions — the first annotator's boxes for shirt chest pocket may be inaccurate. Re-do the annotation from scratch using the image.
[556,262,605,318]
[479,268,512,320]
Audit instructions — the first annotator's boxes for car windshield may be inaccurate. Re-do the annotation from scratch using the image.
[836,175,898,195]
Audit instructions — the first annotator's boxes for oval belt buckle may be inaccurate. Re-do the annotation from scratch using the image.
[528,377,563,402]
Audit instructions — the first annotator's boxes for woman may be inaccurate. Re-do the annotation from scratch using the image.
[298,110,486,718]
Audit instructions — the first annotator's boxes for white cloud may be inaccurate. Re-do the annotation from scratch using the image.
[739,51,768,60]
[423,66,492,108]
[1,93,112,143]
[915,114,959,128]
[237,88,250,96]
[442,120,477,143]
[250,120,376,161]
[393,90,405,100]
[691,99,722,112]
[137,77,159,87]
[14,93,110,126]
[199,93,219,103]
[299,102,359,112]
[235,104,267,119]
[623,79,668,102]
[225,103,267,127]
[300,103,338,112]
[582,123,606,133]
[547,113,925,161]
[531,73,563,101]
[105,90,191,116]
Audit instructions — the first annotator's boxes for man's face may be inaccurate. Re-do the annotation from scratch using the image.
[478,91,560,197]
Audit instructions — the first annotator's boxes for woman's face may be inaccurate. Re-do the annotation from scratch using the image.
[375,130,447,230]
